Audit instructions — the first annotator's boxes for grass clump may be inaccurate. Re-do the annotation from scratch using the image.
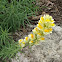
[0,27,20,62]
[0,0,38,61]
[0,0,38,32]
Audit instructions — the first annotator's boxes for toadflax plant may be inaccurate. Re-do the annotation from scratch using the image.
[18,14,55,49]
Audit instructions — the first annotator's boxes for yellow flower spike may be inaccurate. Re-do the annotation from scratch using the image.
[25,37,28,41]
[40,17,44,21]
[18,39,23,44]
[49,28,52,31]
[40,37,45,40]
[18,14,55,49]
[44,29,49,32]
[37,24,43,29]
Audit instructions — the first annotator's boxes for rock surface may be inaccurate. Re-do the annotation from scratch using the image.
[11,26,62,62]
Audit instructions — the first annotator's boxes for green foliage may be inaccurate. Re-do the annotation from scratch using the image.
[0,27,12,46]
[0,0,38,61]
[0,0,38,32]
[0,27,20,62]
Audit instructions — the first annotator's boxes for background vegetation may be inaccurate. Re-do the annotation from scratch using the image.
[0,0,38,62]
[0,0,38,31]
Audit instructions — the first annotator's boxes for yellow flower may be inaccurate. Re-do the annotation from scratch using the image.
[37,33,41,36]
[28,34,34,39]
[40,37,45,40]
[50,23,55,26]
[49,28,52,31]
[46,19,50,22]
[46,14,50,18]
[31,34,34,38]
[32,27,38,34]
[22,42,25,44]
[34,27,38,31]
[51,20,54,23]
[38,22,41,25]
[37,33,42,38]
[44,29,49,32]
[18,39,23,44]
[40,17,44,21]
[25,37,28,41]
[19,41,25,47]
[38,20,42,24]
[37,24,43,29]
[30,41,33,43]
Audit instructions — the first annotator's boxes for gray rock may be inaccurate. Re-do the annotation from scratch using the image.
[59,40,62,47]
[53,26,62,32]
[11,26,62,62]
